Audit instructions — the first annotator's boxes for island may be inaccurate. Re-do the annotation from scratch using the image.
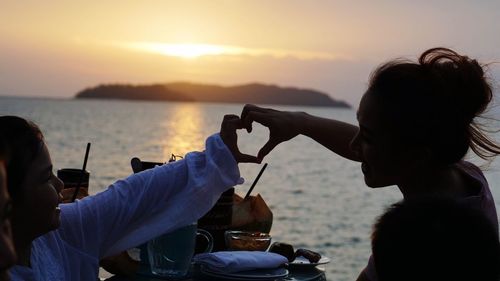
[75,82,351,108]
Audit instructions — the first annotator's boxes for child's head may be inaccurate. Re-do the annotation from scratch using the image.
[351,48,499,187]
[372,198,500,281]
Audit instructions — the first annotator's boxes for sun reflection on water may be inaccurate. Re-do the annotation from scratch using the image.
[161,103,205,160]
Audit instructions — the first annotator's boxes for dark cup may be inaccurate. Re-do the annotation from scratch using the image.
[57,168,90,189]
[198,187,234,251]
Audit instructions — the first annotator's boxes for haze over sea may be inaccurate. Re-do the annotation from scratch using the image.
[2,96,500,281]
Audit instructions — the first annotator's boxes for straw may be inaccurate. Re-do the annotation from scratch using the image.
[71,142,91,202]
[244,163,268,199]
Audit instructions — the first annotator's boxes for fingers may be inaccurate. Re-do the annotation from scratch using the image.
[221,114,244,131]
[241,105,254,133]
[223,112,282,164]
[221,114,260,163]
[220,115,239,150]
[240,104,258,121]
[241,111,274,135]
[258,139,280,161]
[241,105,283,161]
[241,104,271,133]
[237,153,261,164]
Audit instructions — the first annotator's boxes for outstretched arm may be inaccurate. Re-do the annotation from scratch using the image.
[241,104,361,162]
[59,115,252,258]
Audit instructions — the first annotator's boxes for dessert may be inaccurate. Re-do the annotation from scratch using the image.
[295,248,321,263]
[269,242,295,262]
[225,231,271,251]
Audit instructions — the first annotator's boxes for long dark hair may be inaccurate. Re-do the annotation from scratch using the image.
[0,116,44,203]
[367,47,499,165]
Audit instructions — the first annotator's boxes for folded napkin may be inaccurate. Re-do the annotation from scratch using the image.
[193,251,288,273]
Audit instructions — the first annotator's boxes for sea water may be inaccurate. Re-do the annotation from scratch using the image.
[2,97,499,281]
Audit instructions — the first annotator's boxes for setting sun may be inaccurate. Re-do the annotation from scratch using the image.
[117,41,341,61]
[123,42,234,59]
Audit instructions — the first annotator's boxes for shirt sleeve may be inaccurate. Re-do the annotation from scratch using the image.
[58,133,244,258]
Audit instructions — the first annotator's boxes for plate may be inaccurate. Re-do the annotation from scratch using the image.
[287,256,331,269]
[200,266,289,280]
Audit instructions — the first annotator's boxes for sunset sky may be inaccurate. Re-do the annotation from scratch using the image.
[2,0,500,106]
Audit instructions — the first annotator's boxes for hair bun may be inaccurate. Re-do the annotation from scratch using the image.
[368,47,500,163]
[419,48,492,122]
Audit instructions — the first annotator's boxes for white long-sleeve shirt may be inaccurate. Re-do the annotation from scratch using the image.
[9,134,243,281]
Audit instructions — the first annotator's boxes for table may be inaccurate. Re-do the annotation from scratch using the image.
[103,265,327,281]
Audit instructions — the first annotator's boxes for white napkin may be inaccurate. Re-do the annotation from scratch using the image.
[193,251,288,273]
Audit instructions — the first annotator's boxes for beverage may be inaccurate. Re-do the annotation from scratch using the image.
[147,223,213,278]
[57,168,90,189]
[57,168,90,201]
[198,188,234,251]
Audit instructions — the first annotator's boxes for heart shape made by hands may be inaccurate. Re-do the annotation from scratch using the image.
[220,115,260,163]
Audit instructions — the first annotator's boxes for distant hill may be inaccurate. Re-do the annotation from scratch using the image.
[75,82,350,108]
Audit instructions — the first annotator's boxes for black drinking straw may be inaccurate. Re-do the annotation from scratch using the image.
[244,163,268,199]
[71,142,91,202]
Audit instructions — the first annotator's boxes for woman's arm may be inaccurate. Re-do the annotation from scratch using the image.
[59,133,244,259]
[241,104,361,161]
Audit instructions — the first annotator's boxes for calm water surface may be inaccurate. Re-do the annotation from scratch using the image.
[2,97,500,281]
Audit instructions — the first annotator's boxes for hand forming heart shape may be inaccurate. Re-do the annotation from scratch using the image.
[221,105,302,163]
[239,104,301,160]
[220,114,260,163]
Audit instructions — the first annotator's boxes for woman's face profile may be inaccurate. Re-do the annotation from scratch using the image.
[350,92,422,188]
[14,143,64,238]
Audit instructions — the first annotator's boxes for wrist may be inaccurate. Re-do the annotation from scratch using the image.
[290,111,309,136]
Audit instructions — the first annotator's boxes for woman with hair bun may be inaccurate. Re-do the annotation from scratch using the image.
[240,48,500,281]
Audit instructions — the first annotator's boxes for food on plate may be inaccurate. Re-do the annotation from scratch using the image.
[225,231,271,251]
[228,237,269,251]
[269,242,323,264]
[269,242,295,262]
[295,248,321,263]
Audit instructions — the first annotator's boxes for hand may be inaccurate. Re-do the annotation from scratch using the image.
[241,104,302,160]
[220,114,260,163]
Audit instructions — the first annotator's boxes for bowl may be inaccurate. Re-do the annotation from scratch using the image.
[224,231,272,251]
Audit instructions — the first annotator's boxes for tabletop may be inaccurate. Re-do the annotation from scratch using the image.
[103,265,327,281]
